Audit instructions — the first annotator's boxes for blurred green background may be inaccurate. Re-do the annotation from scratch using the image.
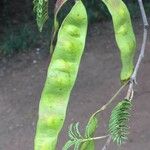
[0,0,150,56]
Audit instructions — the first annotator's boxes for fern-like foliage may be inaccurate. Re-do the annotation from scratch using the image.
[33,0,49,32]
[63,122,83,150]
[109,99,132,145]
[63,118,98,150]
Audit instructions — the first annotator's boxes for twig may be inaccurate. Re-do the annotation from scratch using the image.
[138,0,149,27]
[126,80,134,100]
[89,82,128,121]
[126,0,149,100]
[50,0,68,54]
[101,135,112,150]
[82,135,109,143]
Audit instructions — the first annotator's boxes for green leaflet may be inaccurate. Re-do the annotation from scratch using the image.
[33,0,68,33]
[80,117,98,150]
[63,117,98,150]
[108,99,132,145]
[63,140,81,150]
[33,0,49,32]
[63,140,77,150]
[102,0,136,83]
[85,117,98,138]
[81,142,95,150]
[34,1,88,150]
[63,123,83,150]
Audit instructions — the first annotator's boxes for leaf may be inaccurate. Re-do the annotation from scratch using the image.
[69,124,76,140]
[74,141,82,150]
[63,140,76,150]
[80,141,95,150]
[80,116,98,150]
[63,117,98,150]
[68,122,82,139]
[108,99,132,145]
[63,122,83,150]
[85,117,98,138]
[33,0,49,32]
[63,139,83,150]
[74,122,83,138]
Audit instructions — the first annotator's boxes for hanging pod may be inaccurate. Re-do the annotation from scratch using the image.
[102,0,136,83]
[34,0,88,150]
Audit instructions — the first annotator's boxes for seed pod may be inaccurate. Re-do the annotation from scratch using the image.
[102,0,136,83]
[34,1,88,150]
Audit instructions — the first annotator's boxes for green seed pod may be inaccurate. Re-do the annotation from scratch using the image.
[102,0,136,83]
[34,1,88,150]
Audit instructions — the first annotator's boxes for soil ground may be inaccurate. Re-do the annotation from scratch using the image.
[0,20,150,150]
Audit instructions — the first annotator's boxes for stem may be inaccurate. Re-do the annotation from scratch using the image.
[90,81,128,121]
[131,25,148,83]
[101,136,112,150]
[126,0,149,99]
[126,80,134,100]
[82,135,109,143]
[138,0,149,27]
[50,0,68,54]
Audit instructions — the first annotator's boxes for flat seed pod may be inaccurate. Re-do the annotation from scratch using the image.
[102,0,136,83]
[34,1,88,150]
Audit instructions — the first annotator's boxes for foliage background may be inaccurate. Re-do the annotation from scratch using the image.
[0,0,150,55]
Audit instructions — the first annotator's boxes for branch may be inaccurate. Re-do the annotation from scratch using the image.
[126,0,149,100]
[138,0,149,27]
[131,0,149,82]
[101,0,149,149]
[101,136,112,150]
